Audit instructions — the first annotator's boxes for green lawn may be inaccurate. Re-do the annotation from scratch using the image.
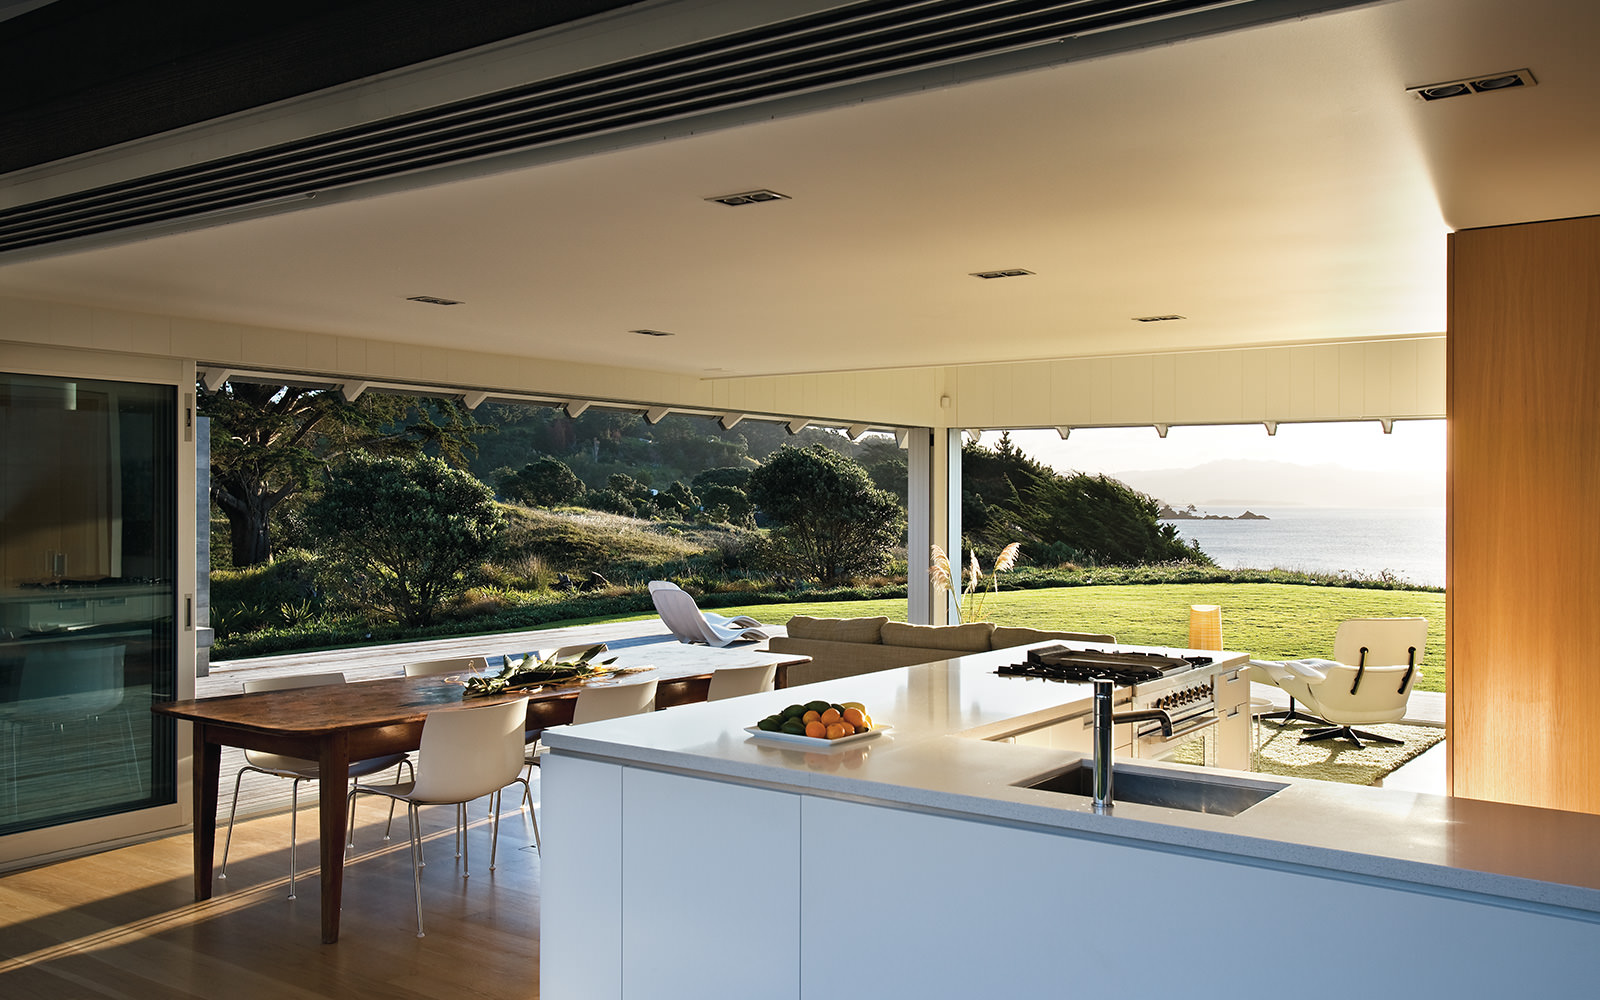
[605,583,1446,693]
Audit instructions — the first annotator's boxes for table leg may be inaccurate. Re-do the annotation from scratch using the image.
[193,725,220,900]
[318,732,351,943]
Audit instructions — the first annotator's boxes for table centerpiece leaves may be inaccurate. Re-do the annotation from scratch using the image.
[463,644,617,697]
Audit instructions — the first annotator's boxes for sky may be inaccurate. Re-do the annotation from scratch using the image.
[985,419,1446,476]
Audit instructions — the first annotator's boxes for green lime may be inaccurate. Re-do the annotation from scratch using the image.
[781,704,807,720]
[757,716,782,732]
[804,700,830,714]
[781,719,807,736]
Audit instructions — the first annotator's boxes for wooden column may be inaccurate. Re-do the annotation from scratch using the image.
[1449,214,1600,813]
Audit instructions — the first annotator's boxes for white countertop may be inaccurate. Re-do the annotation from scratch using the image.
[542,642,1600,917]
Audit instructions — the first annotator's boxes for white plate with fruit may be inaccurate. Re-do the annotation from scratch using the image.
[745,700,887,750]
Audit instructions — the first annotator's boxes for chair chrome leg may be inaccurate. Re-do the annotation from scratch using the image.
[490,788,502,871]
[460,802,470,877]
[287,777,303,900]
[509,774,540,854]
[218,766,250,880]
[408,803,425,938]
[1258,697,1328,727]
[382,759,412,839]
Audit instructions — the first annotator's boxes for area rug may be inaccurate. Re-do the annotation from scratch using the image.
[1171,718,1445,787]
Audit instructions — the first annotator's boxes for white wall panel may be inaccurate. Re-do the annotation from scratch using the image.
[1340,342,1366,415]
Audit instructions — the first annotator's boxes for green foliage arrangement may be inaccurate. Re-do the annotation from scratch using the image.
[747,445,905,585]
[306,453,505,627]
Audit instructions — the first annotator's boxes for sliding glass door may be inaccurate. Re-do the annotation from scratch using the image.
[0,372,178,835]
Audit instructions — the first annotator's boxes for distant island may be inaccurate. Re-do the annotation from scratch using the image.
[1158,504,1269,521]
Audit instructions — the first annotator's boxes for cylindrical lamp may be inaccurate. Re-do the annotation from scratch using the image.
[1188,604,1223,651]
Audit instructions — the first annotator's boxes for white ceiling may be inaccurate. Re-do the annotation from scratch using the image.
[1,0,1596,379]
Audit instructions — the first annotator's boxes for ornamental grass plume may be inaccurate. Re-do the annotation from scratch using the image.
[930,542,1022,623]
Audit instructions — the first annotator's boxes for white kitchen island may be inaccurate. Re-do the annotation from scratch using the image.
[539,643,1600,999]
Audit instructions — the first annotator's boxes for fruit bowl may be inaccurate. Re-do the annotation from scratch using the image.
[743,725,888,750]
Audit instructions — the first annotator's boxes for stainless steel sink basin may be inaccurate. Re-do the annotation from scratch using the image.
[1020,761,1285,816]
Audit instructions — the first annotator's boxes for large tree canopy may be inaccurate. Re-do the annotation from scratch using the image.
[746,445,904,585]
[201,382,480,566]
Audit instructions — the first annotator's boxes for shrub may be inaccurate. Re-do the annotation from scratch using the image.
[747,445,905,585]
[306,453,505,627]
[498,457,586,507]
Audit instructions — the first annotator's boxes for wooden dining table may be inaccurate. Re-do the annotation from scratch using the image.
[151,644,808,943]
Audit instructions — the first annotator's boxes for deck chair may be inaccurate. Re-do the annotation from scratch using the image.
[648,581,770,646]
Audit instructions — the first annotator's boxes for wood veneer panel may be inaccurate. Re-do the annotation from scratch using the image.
[1449,215,1600,813]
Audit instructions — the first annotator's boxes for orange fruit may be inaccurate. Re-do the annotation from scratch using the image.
[820,708,842,725]
[802,710,821,724]
[838,721,855,737]
[843,707,867,728]
[805,719,826,739]
[825,722,847,740]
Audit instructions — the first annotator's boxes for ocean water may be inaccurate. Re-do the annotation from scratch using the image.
[1167,506,1446,587]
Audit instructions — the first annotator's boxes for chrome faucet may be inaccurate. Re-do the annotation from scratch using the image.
[1091,677,1172,813]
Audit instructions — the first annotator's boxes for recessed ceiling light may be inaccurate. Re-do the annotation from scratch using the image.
[630,329,675,337]
[1407,68,1536,101]
[707,189,790,206]
[1132,314,1186,322]
[970,269,1035,279]
[406,294,463,305]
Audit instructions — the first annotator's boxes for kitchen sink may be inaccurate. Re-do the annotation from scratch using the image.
[1020,761,1285,817]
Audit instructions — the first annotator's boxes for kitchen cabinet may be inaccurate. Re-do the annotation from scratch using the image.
[541,645,1600,997]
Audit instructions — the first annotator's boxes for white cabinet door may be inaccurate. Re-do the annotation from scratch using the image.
[541,755,625,1000]
[620,768,801,1000]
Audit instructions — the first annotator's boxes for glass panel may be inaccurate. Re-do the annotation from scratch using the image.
[0,373,177,835]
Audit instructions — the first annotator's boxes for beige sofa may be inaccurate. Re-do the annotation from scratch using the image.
[768,616,1115,686]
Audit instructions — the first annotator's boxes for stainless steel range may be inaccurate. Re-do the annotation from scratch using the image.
[995,646,1249,766]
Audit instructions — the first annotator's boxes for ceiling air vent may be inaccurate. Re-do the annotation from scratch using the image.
[1408,68,1536,101]
[630,329,675,337]
[970,269,1034,279]
[707,189,790,206]
[406,294,463,305]
[1132,314,1185,322]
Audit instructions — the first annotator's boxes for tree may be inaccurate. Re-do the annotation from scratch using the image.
[201,382,480,566]
[305,453,504,627]
[746,445,904,584]
[960,437,1206,566]
[499,457,585,506]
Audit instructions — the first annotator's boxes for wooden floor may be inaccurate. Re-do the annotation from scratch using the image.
[0,792,546,998]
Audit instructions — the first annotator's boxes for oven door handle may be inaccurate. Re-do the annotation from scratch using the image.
[1140,713,1218,741]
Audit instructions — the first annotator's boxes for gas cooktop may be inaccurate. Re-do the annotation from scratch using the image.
[996,645,1212,686]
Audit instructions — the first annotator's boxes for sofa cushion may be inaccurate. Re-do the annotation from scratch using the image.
[991,625,1116,649]
[880,620,995,653]
[785,615,888,644]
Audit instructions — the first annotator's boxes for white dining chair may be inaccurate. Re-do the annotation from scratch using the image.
[403,655,489,677]
[219,672,412,899]
[706,662,777,701]
[346,696,530,937]
[518,677,659,853]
